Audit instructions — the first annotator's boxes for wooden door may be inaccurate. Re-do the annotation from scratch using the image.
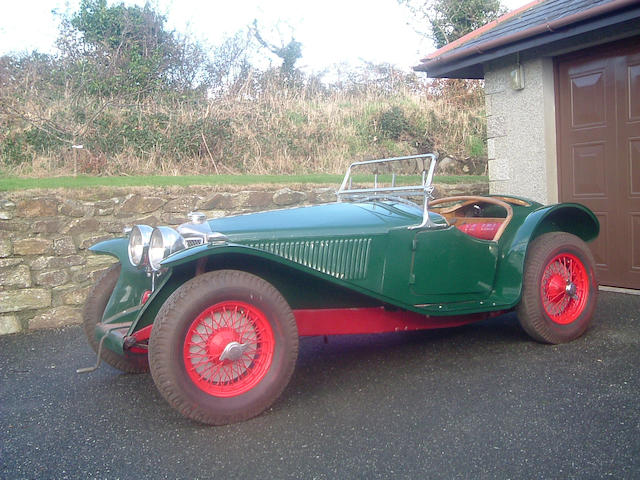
[556,38,640,289]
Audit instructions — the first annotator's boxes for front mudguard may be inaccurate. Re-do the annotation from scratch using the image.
[89,238,153,323]
[88,238,157,355]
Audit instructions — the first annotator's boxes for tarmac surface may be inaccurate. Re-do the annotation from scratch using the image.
[1,291,639,479]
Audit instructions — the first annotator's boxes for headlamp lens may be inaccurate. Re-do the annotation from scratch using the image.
[148,226,185,271]
[127,225,153,267]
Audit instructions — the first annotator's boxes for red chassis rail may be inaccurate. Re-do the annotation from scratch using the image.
[294,307,497,336]
[126,307,502,351]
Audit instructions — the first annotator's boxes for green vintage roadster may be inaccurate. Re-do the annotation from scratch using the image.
[80,154,599,425]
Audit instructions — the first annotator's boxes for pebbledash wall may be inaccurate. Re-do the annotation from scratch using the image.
[0,181,487,335]
[485,57,557,205]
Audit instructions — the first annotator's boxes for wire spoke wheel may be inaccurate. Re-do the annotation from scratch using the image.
[540,253,589,324]
[149,270,298,425]
[184,301,275,397]
[517,232,597,344]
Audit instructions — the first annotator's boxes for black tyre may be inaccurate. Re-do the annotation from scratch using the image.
[82,263,149,373]
[148,270,299,425]
[517,232,598,344]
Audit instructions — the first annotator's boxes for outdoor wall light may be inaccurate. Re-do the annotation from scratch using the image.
[510,63,525,90]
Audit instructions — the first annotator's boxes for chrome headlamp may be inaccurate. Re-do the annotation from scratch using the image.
[148,226,186,271]
[127,225,153,267]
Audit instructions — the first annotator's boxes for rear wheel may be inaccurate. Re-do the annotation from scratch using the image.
[82,264,149,373]
[517,232,597,344]
[149,270,298,425]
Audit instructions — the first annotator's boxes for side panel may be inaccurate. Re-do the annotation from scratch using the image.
[411,227,498,297]
[244,235,387,292]
[159,227,513,319]
[163,236,394,303]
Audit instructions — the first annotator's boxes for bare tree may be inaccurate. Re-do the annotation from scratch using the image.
[251,20,302,81]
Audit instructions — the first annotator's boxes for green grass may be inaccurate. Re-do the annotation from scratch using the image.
[0,174,488,191]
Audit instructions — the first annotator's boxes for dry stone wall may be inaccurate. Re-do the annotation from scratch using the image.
[0,182,487,335]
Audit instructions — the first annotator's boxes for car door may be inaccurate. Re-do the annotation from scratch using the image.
[409,226,498,302]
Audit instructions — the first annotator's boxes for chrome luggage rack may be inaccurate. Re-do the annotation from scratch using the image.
[336,153,442,229]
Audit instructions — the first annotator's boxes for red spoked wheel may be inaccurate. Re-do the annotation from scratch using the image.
[183,301,275,397]
[517,232,597,344]
[149,270,298,425]
[540,253,589,325]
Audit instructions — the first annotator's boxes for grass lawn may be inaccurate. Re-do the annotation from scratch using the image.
[0,174,488,191]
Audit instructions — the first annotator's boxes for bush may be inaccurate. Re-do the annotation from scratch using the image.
[378,106,410,140]
[1,133,30,165]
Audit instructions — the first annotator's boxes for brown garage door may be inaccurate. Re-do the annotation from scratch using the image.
[556,38,640,290]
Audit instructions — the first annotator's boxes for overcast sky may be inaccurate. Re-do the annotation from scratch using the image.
[0,0,531,73]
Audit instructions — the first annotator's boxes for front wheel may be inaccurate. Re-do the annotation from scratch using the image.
[517,232,598,344]
[148,270,299,425]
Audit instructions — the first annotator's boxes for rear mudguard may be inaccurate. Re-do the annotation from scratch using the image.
[490,202,599,308]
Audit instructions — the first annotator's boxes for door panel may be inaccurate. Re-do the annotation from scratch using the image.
[570,69,606,127]
[632,214,640,270]
[571,142,608,197]
[410,228,497,297]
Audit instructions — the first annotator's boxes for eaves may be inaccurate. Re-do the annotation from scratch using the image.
[415,0,640,79]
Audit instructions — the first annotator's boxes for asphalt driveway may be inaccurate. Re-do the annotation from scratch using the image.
[1,291,639,479]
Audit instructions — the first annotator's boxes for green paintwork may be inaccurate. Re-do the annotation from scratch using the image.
[208,201,439,238]
[89,238,152,323]
[89,195,599,355]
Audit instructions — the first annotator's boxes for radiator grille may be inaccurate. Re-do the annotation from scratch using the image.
[185,238,204,248]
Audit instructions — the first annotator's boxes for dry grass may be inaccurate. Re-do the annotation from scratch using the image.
[1,69,486,177]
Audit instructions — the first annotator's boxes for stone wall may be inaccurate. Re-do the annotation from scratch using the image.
[0,181,486,335]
